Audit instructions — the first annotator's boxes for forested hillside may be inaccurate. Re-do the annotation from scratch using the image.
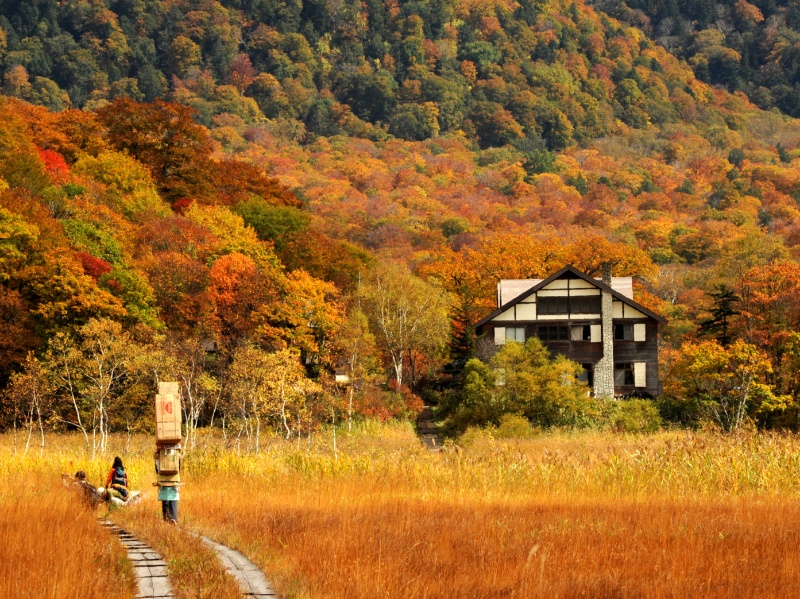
[2,0,800,443]
[0,0,767,148]
[604,0,800,117]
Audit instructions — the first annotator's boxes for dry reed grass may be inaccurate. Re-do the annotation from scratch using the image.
[183,424,800,598]
[0,437,238,599]
[4,423,800,598]
[0,474,135,599]
[190,492,800,598]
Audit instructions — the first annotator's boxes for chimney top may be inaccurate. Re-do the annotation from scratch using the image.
[601,262,612,286]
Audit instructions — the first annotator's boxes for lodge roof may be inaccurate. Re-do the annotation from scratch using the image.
[474,264,667,328]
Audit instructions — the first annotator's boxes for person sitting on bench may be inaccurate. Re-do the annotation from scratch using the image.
[105,456,130,500]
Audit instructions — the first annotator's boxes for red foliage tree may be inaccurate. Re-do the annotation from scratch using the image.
[75,251,112,279]
[212,159,301,207]
[37,148,69,180]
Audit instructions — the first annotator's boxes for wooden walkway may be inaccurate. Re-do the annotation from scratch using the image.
[101,520,173,598]
[102,519,279,598]
[416,404,441,450]
[200,535,277,598]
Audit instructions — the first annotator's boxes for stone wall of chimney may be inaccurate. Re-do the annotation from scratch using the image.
[593,262,615,398]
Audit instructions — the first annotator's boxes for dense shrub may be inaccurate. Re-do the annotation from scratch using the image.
[608,399,663,434]
[493,414,534,439]
[443,339,597,433]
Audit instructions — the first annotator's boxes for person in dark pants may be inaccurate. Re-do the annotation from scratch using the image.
[159,486,179,522]
[154,447,180,523]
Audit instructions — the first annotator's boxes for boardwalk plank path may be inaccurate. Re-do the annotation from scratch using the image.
[101,520,174,598]
[200,535,277,598]
[417,404,441,450]
[101,519,278,598]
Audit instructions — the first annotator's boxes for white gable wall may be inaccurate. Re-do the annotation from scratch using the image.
[498,280,540,306]
[516,303,536,320]
[542,279,569,290]
[498,276,634,307]
[493,307,516,321]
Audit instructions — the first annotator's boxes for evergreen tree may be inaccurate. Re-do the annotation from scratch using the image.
[699,285,740,347]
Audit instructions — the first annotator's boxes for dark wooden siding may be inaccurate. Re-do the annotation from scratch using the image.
[567,342,605,363]
[612,319,659,396]
[482,317,661,397]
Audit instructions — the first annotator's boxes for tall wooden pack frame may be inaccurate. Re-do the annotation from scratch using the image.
[155,381,182,487]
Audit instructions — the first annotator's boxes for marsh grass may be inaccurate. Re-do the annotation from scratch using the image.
[191,492,800,598]
[0,473,135,599]
[4,423,800,597]
[180,426,800,598]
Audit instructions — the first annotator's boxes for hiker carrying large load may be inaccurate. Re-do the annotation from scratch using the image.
[154,381,182,524]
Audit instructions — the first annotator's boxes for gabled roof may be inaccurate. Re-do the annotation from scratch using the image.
[498,276,634,306]
[475,264,667,328]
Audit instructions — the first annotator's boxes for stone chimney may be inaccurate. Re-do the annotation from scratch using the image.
[593,262,615,398]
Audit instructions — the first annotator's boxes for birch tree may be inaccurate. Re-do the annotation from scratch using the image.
[44,318,143,455]
[165,336,219,451]
[46,332,90,447]
[358,261,449,389]
[663,339,781,432]
[227,345,321,449]
[3,354,53,456]
[225,345,263,451]
[336,307,379,431]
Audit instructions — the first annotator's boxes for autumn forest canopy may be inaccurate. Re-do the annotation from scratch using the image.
[4,0,800,444]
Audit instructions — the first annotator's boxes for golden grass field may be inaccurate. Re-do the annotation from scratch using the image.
[0,474,135,599]
[3,422,800,598]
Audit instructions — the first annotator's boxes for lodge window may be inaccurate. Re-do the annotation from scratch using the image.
[614,324,634,340]
[570,295,601,314]
[571,324,591,341]
[538,325,569,340]
[538,295,601,315]
[614,363,634,386]
[505,327,526,342]
[537,296,569,315]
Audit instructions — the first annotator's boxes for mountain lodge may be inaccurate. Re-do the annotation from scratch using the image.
[474,265,666,398]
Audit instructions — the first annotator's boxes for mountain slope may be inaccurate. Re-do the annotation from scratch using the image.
[0,0,734,151]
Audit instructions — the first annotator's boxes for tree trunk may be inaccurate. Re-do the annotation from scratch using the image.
[36,392,45,459]
[91,410,98,459]
[332,406,338,460]
[391,349,404,388]
[24,401,34,456]
[255,413,261,453]
[99,396,105,454]
[66,373,89,448]
[347,383,354,433]
[280,370,291,439]
[210,389,221,430]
